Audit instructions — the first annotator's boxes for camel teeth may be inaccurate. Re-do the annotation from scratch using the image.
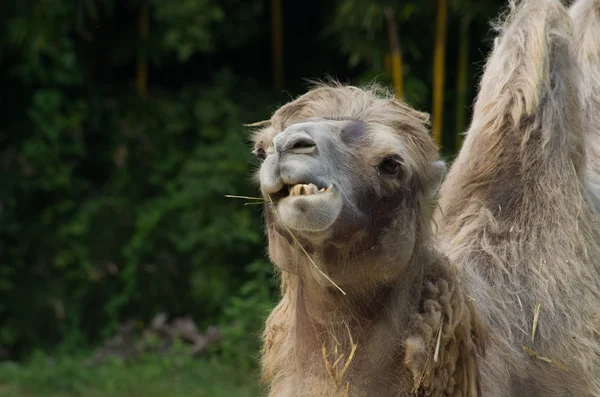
[325,185,333,193]
[288,183,327,196]
[290,185,302,196]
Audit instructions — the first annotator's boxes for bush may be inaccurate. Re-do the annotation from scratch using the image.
[219,259,277,369]
[0,67,276,354]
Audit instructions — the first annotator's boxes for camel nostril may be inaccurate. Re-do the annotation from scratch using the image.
[275,130,317,153]
[290,138,316,151]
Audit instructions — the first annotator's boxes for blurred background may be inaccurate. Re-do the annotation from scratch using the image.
[0,0,508,395]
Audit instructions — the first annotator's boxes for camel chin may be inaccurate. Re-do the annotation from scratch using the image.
[274,184,343,233]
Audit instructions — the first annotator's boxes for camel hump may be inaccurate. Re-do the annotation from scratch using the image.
[474,0,574,129]
[570,0,600,98]
[468,0,583,169]
[570,0,600,121]
[570,0,600,203]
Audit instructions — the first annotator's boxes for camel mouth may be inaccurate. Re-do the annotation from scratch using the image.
[271,182,335,202]
[270,182,342,232]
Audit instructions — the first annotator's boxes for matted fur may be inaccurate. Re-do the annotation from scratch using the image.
[251,84,486,396]
[435,0,600,395]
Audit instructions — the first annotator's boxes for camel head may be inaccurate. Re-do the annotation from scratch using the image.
[251,84,445,292]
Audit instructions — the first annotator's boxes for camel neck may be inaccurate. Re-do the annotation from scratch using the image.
[288,250,426,337]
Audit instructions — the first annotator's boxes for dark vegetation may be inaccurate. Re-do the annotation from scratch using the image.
[0,0,508,394]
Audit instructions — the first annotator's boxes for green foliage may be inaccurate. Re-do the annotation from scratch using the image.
[153,0,225,61]
[0,70,272,352]
[327,0,437,109]
[328,0,506,114]
[7,1,83,85]
[219,259,277,369]
[0,351,261,397]
[0,0,512,376]
[152,0,264,62]
[105,72,268,327]
[329,1,387,69]
[1,0,272,358]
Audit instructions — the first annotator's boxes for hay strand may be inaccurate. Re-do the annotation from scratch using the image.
[225,195,266,206]
[521,345,569,372]
[339,324,358,380]
[531,301,542,343]
[224,195,264,201]
[321,323,357,396]
[433,323,443,363]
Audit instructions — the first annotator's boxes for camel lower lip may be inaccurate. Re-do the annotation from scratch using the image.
[273,190,343,232]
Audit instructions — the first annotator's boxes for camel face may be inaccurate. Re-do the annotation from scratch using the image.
[251,85,445,289]
[258,117,416,238]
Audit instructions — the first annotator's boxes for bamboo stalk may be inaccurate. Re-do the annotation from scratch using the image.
[271,0,284,91]
[455,17,470,151]
[136,0,149,99]
[384,7,404,100]
[432,0,448,147]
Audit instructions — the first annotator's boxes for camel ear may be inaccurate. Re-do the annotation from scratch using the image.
[423,160,446,200]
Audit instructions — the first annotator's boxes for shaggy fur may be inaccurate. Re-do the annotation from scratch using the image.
[251,84,486,396]
[570,0,600,206]
[435,0,600,395]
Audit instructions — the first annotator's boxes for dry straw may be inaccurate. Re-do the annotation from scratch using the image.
[433,323,443,363]
[521,345,569,372]
[322,322,357,396]
[531,301,542,343]
[224,195,265,206]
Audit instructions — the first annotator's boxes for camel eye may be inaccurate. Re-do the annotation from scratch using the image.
[379,157,401,176]
[254,147,267,161]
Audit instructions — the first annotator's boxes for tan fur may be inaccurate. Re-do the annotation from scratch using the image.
[570,0,600,206]
[435,0,600,395]
[251,84,486,396]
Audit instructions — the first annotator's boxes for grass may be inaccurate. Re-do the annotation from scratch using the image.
[0,351,262,397]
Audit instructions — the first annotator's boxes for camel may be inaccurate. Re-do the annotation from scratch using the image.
[248,0,600,395]
[435,0,600,395]
[249,84,485,396]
